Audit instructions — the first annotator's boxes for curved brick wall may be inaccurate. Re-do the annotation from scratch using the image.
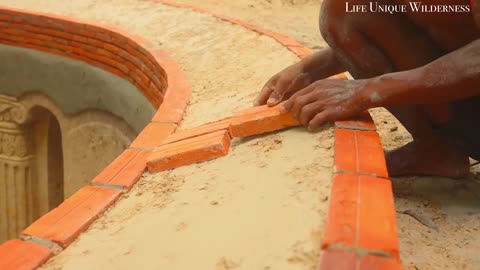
[0,7,167,108]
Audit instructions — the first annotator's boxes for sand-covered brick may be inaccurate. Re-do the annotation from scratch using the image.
[229,104,299,137]
[147,130,231,172]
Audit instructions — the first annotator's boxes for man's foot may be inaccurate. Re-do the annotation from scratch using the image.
[386,138,470,178]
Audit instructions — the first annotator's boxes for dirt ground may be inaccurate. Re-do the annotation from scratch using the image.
[1,0,479,269]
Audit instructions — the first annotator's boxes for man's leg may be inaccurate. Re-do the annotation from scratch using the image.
[320,0,470,177]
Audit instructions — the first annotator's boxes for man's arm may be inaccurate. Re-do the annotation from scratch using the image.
[362,38,480,108]
[364,0,480,108]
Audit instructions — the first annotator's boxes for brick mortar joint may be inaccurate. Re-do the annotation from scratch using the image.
[90,182,126,191]
[333,169,391,181]
[20,235,63,255]
[325,243,394,259]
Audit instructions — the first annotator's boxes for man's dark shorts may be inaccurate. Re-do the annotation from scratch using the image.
[435,96,480,161]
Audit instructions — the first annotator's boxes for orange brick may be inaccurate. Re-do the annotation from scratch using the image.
[229,104,299,137]
[287,45,312,58]
[130,122,177,149]
[91,149,139,183]
[161,118,232,145]
[335,111,376,131]
[322,173,358,249]
[150,50,190,123]
[91,150,150,189]
[147,130,231,172]
[322,174,399,258]
[334,129,388,178]
[259,30,304,47]
[358,176,399,258]
[232,104,279,117]
[358,255,401,270]
[22,186,122,248]
[0,239,52,270]
[152,87,190,123]
[108,150,149,189]
[318,250,356,270]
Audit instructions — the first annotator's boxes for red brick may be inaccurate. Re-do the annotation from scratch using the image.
[91,149,139,183]
[334,129,388,178]
[147,130,231,172]
[95,31,112,42]
[318,250,356,270]
[322,173,358,249]
[22,186,122,248]
[229,104,299,137]
[233,105,274,117]
[358,255,401,270]
[150,50,189,90]
[161,118,232,145]
[105,151,150,189]
[287,45,312,58]
[130,123,177,149]
[0,14,12,21]
[358,176,399,258]
[335,111,376,131]
[150,50,190,123]
[91,150,149,189]
[152,86,190,123]
[259,30,304,47]
[0,239,52,270]
[322,174,399,259]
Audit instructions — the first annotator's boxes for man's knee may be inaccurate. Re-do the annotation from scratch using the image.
[319,0,349,48]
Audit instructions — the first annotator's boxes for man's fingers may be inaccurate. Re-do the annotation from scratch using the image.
[283,83,315,112]
[267,78,291,106]
[291,92,320,120]
[298,101,323,127]
[254,82,275,106]
[267,90,283,106]
[308,111,331,131]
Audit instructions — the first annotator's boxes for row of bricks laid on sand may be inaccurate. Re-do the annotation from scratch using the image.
[146,103,300,172]
[154,0,312,58]
[320,112,401,270]
[0,8,166,107]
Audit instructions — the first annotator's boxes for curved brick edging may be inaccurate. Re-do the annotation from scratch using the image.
[153,0,313,59]
[0,3,401,270]
[0,7,191,270]
[0,7,167,107]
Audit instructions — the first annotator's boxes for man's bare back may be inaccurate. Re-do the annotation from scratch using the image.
[255,0,480,178]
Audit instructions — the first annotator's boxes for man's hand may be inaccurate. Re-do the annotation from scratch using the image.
[283,79,368,131]
[254,62,312,106]
[254,48,347,107]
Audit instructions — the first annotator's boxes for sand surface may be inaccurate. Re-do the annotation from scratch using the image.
[0,0,333,269]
